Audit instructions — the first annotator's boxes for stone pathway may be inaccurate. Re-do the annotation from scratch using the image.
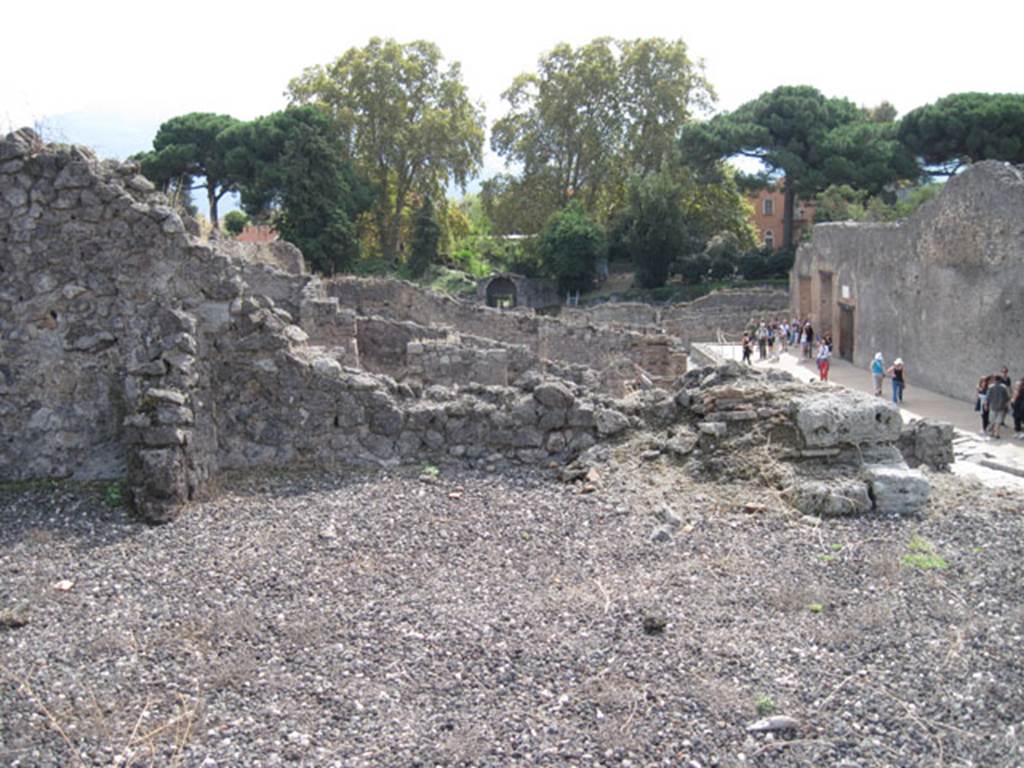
[707,344,1024,489]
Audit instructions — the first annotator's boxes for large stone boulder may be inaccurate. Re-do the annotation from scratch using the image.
[864,463,931,514]
[898,419,954,470]
[795,391,902,448]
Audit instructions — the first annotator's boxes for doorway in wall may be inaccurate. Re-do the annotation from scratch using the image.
[818,271,833,336]
[839,304,855,362]
[798,276,811,319]
[485,277,517,308]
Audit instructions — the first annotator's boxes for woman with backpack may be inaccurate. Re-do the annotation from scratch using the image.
[871,353,885,396]
[886,358,906,404]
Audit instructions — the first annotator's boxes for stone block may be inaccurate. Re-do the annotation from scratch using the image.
[785,480,873,517]
[898,419,954,471]
[795,391,902,448]
[533,381,575,409]
[594,407,630,436]
[864,464,931,515]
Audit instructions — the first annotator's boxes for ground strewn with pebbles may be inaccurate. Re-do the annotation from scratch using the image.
[2,455,1022,767]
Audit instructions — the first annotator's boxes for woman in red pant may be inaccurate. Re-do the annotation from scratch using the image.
[816,340,831,381]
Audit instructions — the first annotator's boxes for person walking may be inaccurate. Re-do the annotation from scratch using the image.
[977,376,992,436]
[816,340,831,381]
[871,353,885,396]
[756,322,768,361]
[1011,378,1024,438]
[986,374,1011,439]
[887,358,906,404]
[741,334,753,365]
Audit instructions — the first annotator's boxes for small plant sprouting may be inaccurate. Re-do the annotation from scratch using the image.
[903,535,948,570]
[819,554,835,563]
[421,464,440,477]
[102,481,123,508]
[808,602,825,614]
[756,695,776,716]
[830,543,843,552]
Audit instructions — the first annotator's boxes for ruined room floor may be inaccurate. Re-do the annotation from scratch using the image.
[1,459,1022,768]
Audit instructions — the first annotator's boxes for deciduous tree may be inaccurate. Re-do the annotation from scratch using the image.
[288,38,485,264]
[536,203,605,294]
[492,37,713,224]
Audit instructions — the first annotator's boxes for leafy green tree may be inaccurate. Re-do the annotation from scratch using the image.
[480,172,562,235]
[537,202,605,294]
[408,197,441,277]
[288,38,485,264]
[675,253,709,284]
[492,37,713,223]
[223,106,374,274]
[618,170,689,289]
[136,112,242,229]
[680,85,916,250]
[223,210,249,235]
[898,92,1024,175]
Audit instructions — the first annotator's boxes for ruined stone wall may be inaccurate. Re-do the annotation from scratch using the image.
[791,161,1024,401]
[0,129,935,524]
[560,288,790,342]
[324,276,688,383]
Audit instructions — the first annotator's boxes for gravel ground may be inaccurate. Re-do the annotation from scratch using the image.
[2,451,1023,767]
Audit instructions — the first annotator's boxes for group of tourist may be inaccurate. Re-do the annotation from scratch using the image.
[741,318,834,381]
[740,319,915,397]
[976,368,1024,440]
[868,353,906,403]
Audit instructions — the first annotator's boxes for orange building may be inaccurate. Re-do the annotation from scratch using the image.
[749,184,815,251]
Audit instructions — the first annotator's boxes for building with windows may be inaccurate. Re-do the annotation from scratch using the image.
[749,184,815,251]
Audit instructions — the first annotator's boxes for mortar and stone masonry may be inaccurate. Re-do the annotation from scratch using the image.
[0,129,940,522]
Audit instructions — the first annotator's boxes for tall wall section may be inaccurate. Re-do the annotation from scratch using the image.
[791,161,1024,402]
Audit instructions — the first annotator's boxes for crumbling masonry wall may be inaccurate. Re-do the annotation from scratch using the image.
[1,129,932,523]
[792,161,1024,401]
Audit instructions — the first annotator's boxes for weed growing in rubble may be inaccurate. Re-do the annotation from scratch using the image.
[903,535,948,570]
[421,464,440,477]
[102,481,124,508]
[808,602,825,614]
[755,695,776,716]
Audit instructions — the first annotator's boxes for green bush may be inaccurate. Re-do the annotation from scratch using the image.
[537,202,605,294]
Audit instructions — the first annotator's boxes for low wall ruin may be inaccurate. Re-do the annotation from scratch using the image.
[0,129,934,523]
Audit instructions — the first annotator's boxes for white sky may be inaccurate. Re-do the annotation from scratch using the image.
[2,0,1022,174]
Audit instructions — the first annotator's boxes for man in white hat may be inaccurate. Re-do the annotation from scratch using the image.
[871,353,885,396]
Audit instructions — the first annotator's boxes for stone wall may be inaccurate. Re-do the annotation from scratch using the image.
[0,129,935,524]
[791,161,1024,401]
[561,288,790,342]
[324,276,689,387]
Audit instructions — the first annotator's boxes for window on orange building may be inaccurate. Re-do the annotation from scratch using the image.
[764,230,774,249]
[763,198,774,216]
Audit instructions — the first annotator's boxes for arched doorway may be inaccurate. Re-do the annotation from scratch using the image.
[485,277,517,308]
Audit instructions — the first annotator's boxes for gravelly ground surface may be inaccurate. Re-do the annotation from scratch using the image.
[2,452,1023,767]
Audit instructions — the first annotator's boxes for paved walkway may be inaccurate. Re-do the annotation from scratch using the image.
[707,344,1024,487]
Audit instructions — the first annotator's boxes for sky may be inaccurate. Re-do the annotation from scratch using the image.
[3,0,1021,184]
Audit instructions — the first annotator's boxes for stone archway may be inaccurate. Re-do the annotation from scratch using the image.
[485,277,518,309]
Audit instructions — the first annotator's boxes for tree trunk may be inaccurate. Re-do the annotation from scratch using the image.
[208,185,219,231]
[782,183,796,251]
